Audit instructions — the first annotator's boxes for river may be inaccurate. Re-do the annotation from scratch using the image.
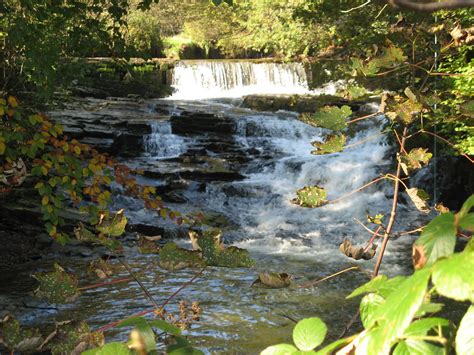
[3,60,426,354]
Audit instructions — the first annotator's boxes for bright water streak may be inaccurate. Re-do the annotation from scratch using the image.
[170,61,310,99]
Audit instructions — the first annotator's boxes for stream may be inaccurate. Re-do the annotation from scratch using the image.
[2,60,427,354]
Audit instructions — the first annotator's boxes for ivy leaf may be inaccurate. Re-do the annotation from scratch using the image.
[432,248,474,302]
[292,186,328,208]
[406,188,430,213]
[360,293,385,328]
[292,317,327,351]
[96,209,127,237]
[32,263,80,303]
[311,134,346,155]
[299,105,352,131]
[456,306,474,355]
[400,148,432,175]
[413,213,456,269]
[261,344,298,355]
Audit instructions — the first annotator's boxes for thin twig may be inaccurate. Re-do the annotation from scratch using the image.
[161,266,206,308]
[354,218,385,238]
[298,266,360,288]
[347,112,380,124]
[341,0,372,13]
[329,176,387,204]
[344,130,389,150]
[372,127,408,277]
[78,277,134,291]
[419,130,474,163]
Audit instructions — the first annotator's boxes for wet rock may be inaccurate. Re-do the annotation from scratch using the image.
[242,94,365,113]
[170,111,236,135]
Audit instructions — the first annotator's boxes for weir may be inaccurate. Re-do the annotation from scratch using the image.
[170,60,310,99]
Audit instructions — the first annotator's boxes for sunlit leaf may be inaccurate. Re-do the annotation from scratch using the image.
[413,213,456,269]
[356,269,431,354]
[403,317,449,337]
[292,186,328,208]
[456,306,474,355]
[393,339,444,355]
[32,263,80,303]
[432,248,474,302]
[96,209,127,237]
[400,148,432,175]
[311,134,346,155]
[406,188,430,213]
[360,293,385,328]
[299,105,352,131]
[293,317,327,351]
[82,342,132,355]
[261,343,298,355]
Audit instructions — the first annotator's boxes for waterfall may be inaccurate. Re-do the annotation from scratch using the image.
[143,121,187,159]
[170,60,310,99]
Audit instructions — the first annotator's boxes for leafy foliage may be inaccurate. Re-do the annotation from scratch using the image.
[311,134,346,155]
[299,105,352,131]
[32,264,80,304]
[292,186,328,208]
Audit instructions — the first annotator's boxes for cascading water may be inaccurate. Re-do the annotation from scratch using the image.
[9,60,426,354]
[143,120,187,159]
[170,60,310,99]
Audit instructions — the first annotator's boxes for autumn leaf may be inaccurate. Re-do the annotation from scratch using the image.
[292,186,328,208]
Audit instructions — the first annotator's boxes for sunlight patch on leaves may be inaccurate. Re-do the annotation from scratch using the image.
[292,185,328,208]
[311,134,346,155]
[299,105,352,131]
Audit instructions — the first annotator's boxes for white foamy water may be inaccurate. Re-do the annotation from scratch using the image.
[143,120,187,159]
[170,61,310,99]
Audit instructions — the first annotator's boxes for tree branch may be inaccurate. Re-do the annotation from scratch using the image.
[388,0,474,12]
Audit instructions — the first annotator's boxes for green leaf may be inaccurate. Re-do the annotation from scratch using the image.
[413,213,456,269]
[159,242,205,271]
[415,302,444,318]
[404,317,449,337]
[347,275,406,299]
[261,344,299,355]
[32,263,80,303]
[432,248,474,302]
[314,337,353,355]
[457,195,474,230]
[292,186,328,208]
[311,134,346,155]
[133,323,156,353]
[393,339,444,355]
[357,269,432,353]
[360,293,385,328]
[299,105,352,131]
[82,342,132,355]
[293,317,327,351]
[96,210,127,237]
[456,305,474,355]
[148,319,182,336]
[117,316,148,328]
[400,148,432,175]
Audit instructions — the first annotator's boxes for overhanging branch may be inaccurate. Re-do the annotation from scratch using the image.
[388,0,474,12]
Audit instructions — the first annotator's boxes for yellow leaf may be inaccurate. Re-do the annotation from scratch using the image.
[7,96,18,108]
[0,99,6,105]
[62,143,69,152]
[0,142,5,155]
[34,182,44,189]
[0,107,4,116]
[74,146,81,155]
[42,196,49,205]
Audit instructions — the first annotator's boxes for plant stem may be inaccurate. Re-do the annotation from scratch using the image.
[78,277,134,291]
[372,127,408,277]
[298,266,360,288]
